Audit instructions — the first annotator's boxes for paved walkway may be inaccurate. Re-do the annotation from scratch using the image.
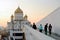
[41,31,60,40]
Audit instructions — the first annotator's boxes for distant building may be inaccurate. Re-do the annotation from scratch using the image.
[7,7,31,40]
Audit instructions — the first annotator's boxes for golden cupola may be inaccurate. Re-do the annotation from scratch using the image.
[15,7,23,13]
[24,15,28,20]
[11,15,14,21]
[11,15,14,19]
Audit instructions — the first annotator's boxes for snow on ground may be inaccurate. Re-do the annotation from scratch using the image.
[24,25,55,40]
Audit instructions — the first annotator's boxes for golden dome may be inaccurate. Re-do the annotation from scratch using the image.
[24,15,28,19]
[11,15,14,18]
[15,7,23,13]
[24,15,27,18]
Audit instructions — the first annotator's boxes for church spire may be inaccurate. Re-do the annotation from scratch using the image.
[15,6,23,13]
[11,15,14,22]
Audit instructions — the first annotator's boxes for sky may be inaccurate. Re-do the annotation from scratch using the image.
[0,0,60,27]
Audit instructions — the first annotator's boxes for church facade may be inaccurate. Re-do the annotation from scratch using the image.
[7,7,31,40]
[7,7,31,31]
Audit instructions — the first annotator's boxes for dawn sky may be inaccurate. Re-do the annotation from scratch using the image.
[0,0,60,27]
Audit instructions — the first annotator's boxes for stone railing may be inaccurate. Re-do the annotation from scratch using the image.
[24,25,55,40]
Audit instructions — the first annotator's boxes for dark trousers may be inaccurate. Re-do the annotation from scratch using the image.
[39,30,42,32]
[45,30,47,35]
[49,29,51,35]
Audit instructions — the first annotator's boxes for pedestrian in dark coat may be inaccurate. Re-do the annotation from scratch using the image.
[49,24,52,35]
[32,23,37,30]
[44,23,48,35]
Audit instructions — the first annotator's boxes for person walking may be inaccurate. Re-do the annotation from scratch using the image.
[32,23,37,30]
[49,24,52,35]
[38,24,43,32]
[44,23,48,35]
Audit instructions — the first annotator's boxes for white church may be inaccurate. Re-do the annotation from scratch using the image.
[7,7,31,31]
[7,7,31,40]
[7,7,55,40]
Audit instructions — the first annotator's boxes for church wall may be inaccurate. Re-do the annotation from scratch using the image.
[7,22,13,32]
[14,13,23,20]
